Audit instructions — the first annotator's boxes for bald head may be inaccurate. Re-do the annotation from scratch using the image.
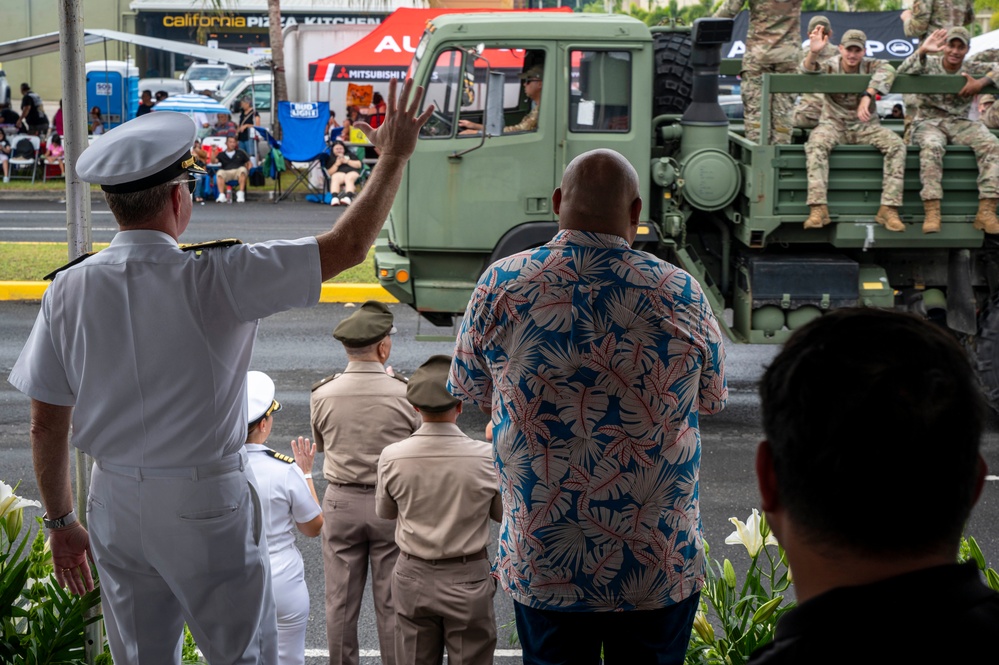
[554,149,641,240]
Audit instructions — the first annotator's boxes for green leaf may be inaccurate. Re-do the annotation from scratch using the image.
[985,567,999,592]
[968,537,987,570]
[752,596,784,625]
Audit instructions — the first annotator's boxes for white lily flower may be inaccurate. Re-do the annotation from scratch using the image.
[0,480,41,520]
[725,509,779,557]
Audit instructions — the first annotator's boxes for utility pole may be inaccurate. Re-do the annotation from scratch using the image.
[58,1,100,662]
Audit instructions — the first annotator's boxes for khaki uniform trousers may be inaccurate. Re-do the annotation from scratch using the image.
[323,483,399,665]
[392,554,497,665]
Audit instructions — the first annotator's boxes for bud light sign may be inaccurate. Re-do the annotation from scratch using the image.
[290,103,320,119]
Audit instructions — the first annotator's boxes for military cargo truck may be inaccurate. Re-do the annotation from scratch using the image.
[372,13,999,404]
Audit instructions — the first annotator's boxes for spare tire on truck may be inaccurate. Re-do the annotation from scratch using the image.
[652,31,694,117]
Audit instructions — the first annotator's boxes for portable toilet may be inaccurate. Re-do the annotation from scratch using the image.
[86,60,139,129]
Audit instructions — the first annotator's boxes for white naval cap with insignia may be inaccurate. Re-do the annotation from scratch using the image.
[247,371,283,424]
[76,111,207,193]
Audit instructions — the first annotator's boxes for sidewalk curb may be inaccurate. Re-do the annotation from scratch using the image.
[0,281,398,303]
[0,189,305,203]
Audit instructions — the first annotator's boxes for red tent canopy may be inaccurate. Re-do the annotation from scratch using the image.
[308,7,570,83]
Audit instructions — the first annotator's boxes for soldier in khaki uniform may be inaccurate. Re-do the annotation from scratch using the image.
[802,27,907,232]
[898,27,999,234]
[376,355,502,665]
[793,16,839,130]
[310,300,422,665]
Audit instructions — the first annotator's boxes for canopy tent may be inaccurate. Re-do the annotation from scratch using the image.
[0,28,269,68]
[152,93,230,114]
[309,7,570,83]
[970,29,999,57]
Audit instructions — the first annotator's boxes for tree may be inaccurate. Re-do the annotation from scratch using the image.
[268,0,288,139]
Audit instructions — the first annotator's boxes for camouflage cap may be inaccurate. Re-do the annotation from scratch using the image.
[946,26,971,46]
[840,29,867,50]
[406,355,461,412]
[981,94,997,106]
[333,300,397,347]
[518,64,544,81]
[808,15,832,33]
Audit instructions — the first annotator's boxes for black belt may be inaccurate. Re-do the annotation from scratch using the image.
[402,549,488,565]
[331,482,375,490]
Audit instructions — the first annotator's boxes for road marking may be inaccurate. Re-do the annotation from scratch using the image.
[0,227,118,232]
[0,210,113,214]
[303,649,523,657]
[987,475,999,481]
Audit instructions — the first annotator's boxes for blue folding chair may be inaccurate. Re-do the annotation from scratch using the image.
[273,102,330,204]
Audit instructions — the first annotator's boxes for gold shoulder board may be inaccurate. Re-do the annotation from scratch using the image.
[180,238,243,254]
[311,373,341,391]
[264,449,295,464]
[44,252,96,281]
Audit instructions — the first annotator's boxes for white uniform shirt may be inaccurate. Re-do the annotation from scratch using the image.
[8,230,321,467]
[245,444,321,555]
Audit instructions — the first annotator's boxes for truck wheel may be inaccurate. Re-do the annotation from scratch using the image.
[653,32,694,117]
[973,294,999,412]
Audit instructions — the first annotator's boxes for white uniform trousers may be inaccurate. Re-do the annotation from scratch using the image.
[270,545,310,665]
[88,453,279,665]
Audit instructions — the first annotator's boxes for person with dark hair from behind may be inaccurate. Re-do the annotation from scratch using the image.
[137,90,155,117]
[751,308,999,664]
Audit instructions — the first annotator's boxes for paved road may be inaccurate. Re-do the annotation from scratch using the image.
[2,203,998,661]
[0,199,342,244]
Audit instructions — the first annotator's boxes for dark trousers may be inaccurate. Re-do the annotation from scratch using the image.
[514,591,700,665]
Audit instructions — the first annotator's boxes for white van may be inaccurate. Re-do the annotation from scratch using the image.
[218,72,274,129]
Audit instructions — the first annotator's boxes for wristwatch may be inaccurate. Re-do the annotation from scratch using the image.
[860,91,874,99]
[43,510,78,530]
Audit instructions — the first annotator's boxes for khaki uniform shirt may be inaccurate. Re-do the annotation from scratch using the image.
[897,53,999,122]
[376,422,501,560]
[802,56,896,127]
[311,360,421,485]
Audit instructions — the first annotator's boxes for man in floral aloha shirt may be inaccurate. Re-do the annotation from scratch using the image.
[448,148,728,664]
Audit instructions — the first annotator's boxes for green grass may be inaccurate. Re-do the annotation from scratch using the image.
[0,243,377,283]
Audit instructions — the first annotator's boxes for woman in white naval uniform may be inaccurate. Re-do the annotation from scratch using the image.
[245,371,324,665]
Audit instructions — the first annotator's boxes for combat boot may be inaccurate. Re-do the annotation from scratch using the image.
[875,205,905,232]
[803,204,830,229]
[974,199,999,234]
[922,200,941,234]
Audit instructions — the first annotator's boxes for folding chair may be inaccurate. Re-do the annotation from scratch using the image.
[272,102,330,204]
[8,135,40,184]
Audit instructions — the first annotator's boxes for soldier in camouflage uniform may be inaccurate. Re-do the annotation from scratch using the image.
[901,0,976,141]
[979,94,999,129]
[803,27,906,231]
[714,0,802,144]
[793,16,839,129]
[898,27,999,234]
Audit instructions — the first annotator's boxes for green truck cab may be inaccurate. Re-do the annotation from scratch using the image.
[373,13,999,404]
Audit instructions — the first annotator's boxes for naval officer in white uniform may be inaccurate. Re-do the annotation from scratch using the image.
[7,78,434,665]
[244,371,323,665]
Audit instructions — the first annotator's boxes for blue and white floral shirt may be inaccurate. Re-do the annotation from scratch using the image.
[448,229,727,611]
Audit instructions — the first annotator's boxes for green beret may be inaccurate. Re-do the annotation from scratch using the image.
[333,300,397,347]
[407,355,461,412]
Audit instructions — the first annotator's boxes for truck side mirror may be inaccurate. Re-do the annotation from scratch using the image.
[484,71,505,137]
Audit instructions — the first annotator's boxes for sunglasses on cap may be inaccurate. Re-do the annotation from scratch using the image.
[175,178,198,194]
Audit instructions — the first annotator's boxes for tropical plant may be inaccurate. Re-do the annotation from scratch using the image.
[685,509,794,665]
[960,535,999,591]
[0,480,102,664]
